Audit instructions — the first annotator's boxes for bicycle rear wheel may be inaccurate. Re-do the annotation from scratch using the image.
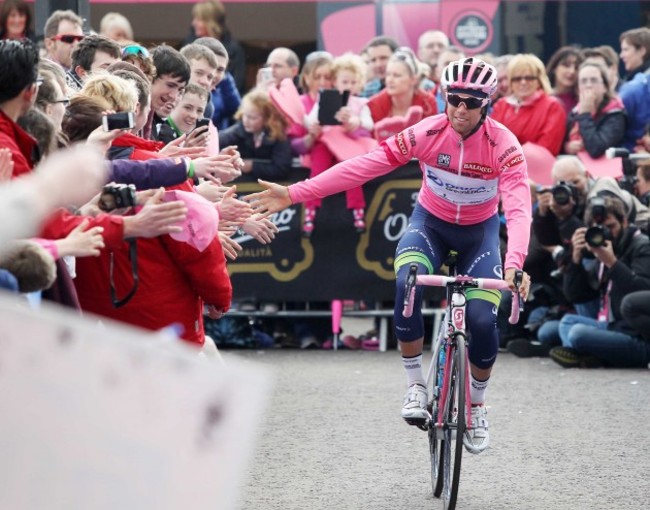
[429,345,444,498]
[442,336,467,510]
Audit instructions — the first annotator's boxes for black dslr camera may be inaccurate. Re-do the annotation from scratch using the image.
[99,183,137,211]
[552,181,578,206]
[585,196,610,248]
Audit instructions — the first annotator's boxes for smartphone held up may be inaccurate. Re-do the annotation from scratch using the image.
[102,112,135,132]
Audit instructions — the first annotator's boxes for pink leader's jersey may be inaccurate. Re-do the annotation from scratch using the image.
[288,114,532,270]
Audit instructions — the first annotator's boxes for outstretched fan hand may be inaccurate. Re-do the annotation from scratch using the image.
[244,180,293,217]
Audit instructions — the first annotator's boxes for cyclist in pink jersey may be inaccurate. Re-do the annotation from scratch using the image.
[246,58,532,454]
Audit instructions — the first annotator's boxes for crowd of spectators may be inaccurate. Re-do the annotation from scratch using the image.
[1,0,649,365]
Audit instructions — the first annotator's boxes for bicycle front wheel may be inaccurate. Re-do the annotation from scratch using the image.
[429,342,444,498]
[442,336,467,510]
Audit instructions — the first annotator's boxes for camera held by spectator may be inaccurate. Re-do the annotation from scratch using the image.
[551,181,579,207]
[584,196,610,248]
[98,183,136,211]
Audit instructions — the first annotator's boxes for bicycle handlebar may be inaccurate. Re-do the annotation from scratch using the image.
[402,270,523,325]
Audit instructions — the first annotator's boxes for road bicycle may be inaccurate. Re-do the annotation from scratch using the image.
[403,254,523,510]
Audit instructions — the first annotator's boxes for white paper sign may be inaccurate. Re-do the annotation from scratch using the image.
[0,293,271,510]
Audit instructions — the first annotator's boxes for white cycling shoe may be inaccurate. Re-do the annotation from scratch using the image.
[463,405,489,454]
[401,383,428,425]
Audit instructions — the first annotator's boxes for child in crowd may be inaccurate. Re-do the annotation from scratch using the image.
[303,53,374,234]
[0,240,57,295]
[164,83,211,142]
[289,53,334,236]
[0,220,105,309]
[218,88,292,181]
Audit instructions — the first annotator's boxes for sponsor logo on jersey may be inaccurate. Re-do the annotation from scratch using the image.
[426,169,444,185]
[484,131,497,148]
[426,170,487,195]
[444,183,488,194]
[426,128,443,136]
[498,145,518,163]
[395,132,408,155]
[408,127,416,147]
[500,154,524,171]
[437,153,451,167]
[463,162,493,176]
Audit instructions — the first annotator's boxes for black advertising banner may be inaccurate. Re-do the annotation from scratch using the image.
[229,162,422,301]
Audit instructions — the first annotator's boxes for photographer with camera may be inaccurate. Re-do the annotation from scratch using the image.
[507,158,597,358]
[533,156,595,268]
[549,195,650,368]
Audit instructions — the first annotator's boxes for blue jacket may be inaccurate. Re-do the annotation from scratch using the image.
[619,71,650,150]
[211,72,241,130]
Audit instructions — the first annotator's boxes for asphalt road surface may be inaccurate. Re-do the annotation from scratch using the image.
[227,349,649,510]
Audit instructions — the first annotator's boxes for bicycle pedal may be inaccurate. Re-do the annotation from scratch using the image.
[404,415,430,430]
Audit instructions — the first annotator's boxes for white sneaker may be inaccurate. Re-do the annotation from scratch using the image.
[401,384,428,424]
[463,405,489,454]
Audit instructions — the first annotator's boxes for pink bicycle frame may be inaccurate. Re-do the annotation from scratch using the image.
[416,274,521,430]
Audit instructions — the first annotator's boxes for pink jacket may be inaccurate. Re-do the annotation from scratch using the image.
[289,114,532,270]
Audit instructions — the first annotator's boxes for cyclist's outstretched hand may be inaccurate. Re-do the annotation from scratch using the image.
[244,179,292,216]
[504,268,530,301]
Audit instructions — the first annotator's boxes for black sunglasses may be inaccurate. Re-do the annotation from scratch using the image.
[446,94,485,110]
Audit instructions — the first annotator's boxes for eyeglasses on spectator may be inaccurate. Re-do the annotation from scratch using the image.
[52,34,85,44]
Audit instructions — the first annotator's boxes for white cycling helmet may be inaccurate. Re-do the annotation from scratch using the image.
[441,57,498,98]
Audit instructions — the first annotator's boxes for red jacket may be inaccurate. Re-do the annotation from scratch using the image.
[491,91,567,156]
[42,180,232,345]
[109,132,164,161]
[43,131,232,344]
[0,108,36,177]
[367,89,438,123]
